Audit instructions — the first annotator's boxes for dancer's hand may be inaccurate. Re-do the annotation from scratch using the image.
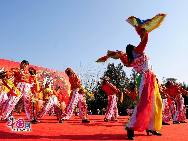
[116,50,124,57]
[135,26,147,38]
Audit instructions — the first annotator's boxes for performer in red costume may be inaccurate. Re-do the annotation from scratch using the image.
[125,83,138,116]
[37,85,62,122]
[175,94,187,123]
[58,89,68,116]
[160,84,172,125]
[28,67,40,123]
[163,81,188,124]
[1,60,33,121]
[164,81,188,124]
[125,83,138,103]
[101,77,121,122]
[0,70,15,118]
[118,27,162,139]
[97,26,163,140]
[60,68,90,123]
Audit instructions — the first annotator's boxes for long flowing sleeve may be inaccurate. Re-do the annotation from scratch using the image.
[106,81,120,94]
[119,52,128,66]
[134,28,148,54]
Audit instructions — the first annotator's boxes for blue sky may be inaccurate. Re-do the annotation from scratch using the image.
[0,1,188,83]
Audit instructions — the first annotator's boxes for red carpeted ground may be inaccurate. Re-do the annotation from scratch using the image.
[0,114,188,141]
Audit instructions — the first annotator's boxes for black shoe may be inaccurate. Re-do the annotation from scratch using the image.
[146,130,151,136]
[59,118,64,123]
[104,118,109,122]
[82,119,90,123]
[31,118,38,124]
[173,121,180,124]
[111,117,118,122]
[0,119,7,123]
[146,130,162,136]
[162,122,170,125]
[112,119,118,122]
[152,131,162,136]
[126,128,134,140]
[180,121,187,123]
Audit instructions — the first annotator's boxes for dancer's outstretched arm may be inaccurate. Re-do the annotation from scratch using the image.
[106,81,120,94]
[116,51,128,66]
[134,27,148,54]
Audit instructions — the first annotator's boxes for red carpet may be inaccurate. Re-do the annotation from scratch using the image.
[0,114,188,141]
